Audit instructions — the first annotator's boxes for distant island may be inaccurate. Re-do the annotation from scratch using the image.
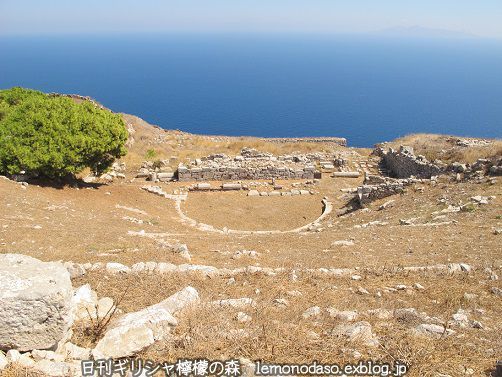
[376,25,478,39]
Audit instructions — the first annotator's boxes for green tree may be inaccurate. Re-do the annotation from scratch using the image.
[0,87,128,179]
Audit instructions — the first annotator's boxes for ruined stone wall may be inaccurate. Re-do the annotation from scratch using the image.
[260,137,347,147]
[177,165,316,181]
[176,148,320,182]
[382,146,444,179]
[356,176,439,205]
[467,157,502,177]
[357,181,408,205]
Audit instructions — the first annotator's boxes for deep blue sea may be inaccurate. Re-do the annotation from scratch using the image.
[1,34,501,147]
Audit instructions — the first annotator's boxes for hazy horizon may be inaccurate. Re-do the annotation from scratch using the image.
[1,0,502,39]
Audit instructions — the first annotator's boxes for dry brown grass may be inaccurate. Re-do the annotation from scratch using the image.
[69,268,501,377]
[120,113,350,172]
[385,133,502,164]
[0,365,45,377]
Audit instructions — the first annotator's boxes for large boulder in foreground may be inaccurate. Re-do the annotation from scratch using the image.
[93,286,199,359]
[0,254,74,351]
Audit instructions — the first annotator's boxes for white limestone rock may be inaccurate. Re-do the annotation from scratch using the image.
[302,306,321,319]
[286,290,303,297]
[71,284,98,322]
[63,262,86,279]
[105,262,131,274]
[33,359,77,377]
[0,254,74,352]
[175,244,192,261]
[356,287,370,295]
[413,283,425,290]
[212,298,256,309]
[71,286,116,323]
[414,324,455,338]
[236,312,252,323]
[327,308,358,321]
[233,250,259,259]
[155,262,177,274]
[451,309,469,327]
[332,321,378,347]
[59,342,91,360]
[366,308,393,320]
[92,286,199,359]
[31,350,64,362]
[0,351,7,370]
[491,287,502,297]
[5,349,21,363]
[6,350,34,367]
[331,240,354,247]
[96,297,116,319]
[272,298,289,308]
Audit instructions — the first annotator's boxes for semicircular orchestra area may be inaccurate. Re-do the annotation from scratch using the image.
[180,191,328,233]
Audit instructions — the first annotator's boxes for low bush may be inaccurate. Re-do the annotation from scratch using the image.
[0,87,128,179]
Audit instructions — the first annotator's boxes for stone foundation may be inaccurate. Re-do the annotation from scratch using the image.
[177,148,319,182]
[357,181,408,205]
[259,137,347,146]
[355,176,435,205]
[178,165,317,181]
[380,146,445,179]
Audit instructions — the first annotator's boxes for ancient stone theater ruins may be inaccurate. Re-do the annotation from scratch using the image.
[1,110,501,377]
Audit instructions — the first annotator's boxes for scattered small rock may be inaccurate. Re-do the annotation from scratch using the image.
[490,287,502,297]
[331,240,354,247]
[451,309,469,327]
[273,298,289,308]
[378,200,395,210]
[236,312,252,323]
[413,283,425,290]
[213,298,256,309]
[332,321,378,347]
[356,287,369,295]
[105,262,131,274]
[327,308,358,321]
[414,324,455,338]
[302,306,321,319]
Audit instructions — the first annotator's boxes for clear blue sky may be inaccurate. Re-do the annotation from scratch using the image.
[1,0,502,38]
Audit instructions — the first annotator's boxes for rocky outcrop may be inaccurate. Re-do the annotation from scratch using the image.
[92,286,199,359]
[462,157,502,177]
[0,254,74,352]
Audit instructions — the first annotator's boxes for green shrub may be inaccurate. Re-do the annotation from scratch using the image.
[0,87,128,179]
[460,203,476,213]
[145,148,158,159]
